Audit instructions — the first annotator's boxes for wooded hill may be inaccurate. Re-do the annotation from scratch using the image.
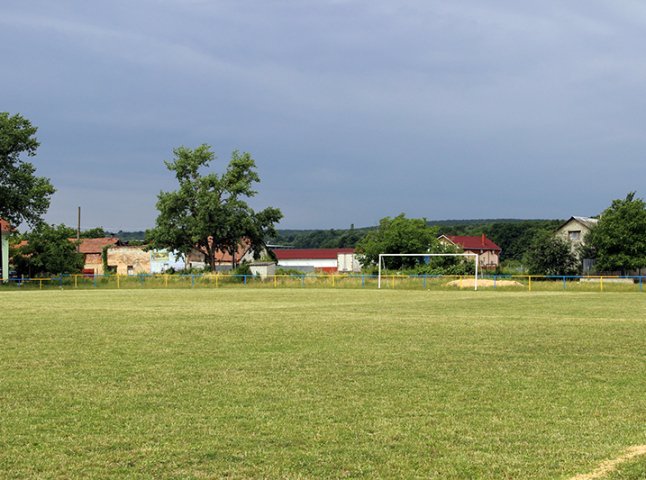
[270,219,563,262]
[114,219,563,263]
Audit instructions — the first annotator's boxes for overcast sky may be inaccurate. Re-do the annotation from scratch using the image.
[2,1,645,230]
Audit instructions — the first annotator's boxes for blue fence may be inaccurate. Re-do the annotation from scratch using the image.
[1,273,645,292]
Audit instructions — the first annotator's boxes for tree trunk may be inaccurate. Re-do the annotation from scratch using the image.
[206,246,216,272]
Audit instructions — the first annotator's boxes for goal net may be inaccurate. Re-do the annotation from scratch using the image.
[377,253,480,290]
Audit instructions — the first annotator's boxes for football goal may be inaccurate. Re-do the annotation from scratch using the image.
[377,253,480,290]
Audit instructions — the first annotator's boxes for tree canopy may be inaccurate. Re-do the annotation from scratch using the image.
[148,145,282,271]
[0,112,55,227]
[524,232,579,275]
[12,224,84,276]
[355,214,442,269]
[587,192,646,274]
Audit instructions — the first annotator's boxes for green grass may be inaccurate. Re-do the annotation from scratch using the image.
[605,457,646,480]
[1,289,645,479]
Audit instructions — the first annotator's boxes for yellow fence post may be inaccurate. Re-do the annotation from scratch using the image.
[216,274,219,288]
[460,276,463,289]
[39,279,42,290]
[600,276,604,292]
[165,274,168,288]
[528,276,532,292]
[74,275,78,288]
[117,274,120,289]
[332,275,335,288]
[274,275,277,288]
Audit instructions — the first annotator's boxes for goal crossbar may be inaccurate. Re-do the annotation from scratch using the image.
[377,253,479,290]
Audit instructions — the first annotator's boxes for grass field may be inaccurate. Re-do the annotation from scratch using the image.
[1,289,645,479]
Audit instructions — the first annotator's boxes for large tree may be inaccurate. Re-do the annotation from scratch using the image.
[0,112,55,226]
[1,112,55,279]
[148,145,282,271]
[356,214,442,269]
[12,224,84,276]
[587,192,646,274]
[524,232,579,275]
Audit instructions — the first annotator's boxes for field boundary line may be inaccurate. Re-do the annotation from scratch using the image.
[569,445,646,480]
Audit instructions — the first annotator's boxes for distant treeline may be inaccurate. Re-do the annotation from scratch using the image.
[115,219,564,263]
[114,230,147,242]
[270,219,564,262]
[434,219,563,261]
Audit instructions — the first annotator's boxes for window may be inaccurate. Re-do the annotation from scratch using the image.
[568,230,581,241]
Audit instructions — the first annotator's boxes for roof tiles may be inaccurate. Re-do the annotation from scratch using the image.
[0,218,12,233]
[444,235,501,252]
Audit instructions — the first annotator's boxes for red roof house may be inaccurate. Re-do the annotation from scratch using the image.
[74,237,121,274]
[438,234,501,269]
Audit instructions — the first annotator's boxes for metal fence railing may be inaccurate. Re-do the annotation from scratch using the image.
[1,273,645,292]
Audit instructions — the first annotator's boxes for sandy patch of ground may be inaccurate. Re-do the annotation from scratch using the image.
[446,278,523,288]
[569,445,646,480]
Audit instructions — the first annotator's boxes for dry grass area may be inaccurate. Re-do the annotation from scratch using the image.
[446,278,524,288]
[570,445,646,480]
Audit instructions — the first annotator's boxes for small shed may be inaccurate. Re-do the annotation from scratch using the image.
[249,262,276,279]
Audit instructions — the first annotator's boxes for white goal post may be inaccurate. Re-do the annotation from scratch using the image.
[377,253,479,290]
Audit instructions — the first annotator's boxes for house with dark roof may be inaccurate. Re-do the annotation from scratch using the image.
[555,216,598,248]
[555,216,599,274]
[438,234,502,270]
[271,248,360,273]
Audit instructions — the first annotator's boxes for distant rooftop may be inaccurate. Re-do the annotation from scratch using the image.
[440,235,501,251]
[571,216,599,228]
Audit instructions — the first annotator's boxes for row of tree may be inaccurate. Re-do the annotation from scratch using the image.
[3,110,646,277]
[354,215,474,275]
[2,112,283,276]
[361,193,646,276]
[272,219,563,263]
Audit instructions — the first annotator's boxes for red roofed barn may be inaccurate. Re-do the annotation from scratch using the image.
[438,234,501,270]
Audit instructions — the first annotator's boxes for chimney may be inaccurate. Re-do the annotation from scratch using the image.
[481,233,485,246]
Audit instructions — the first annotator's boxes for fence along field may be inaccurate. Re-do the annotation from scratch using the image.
[1,288,646,479]
[1,272,645,292]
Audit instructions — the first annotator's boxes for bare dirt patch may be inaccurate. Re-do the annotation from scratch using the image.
[446,278,523,288]
[569,445,646,480]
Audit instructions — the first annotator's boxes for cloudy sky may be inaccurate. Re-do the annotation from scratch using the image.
[2,1,646,230]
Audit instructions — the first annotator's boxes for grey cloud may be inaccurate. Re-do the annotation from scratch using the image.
[1,0,645,229]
